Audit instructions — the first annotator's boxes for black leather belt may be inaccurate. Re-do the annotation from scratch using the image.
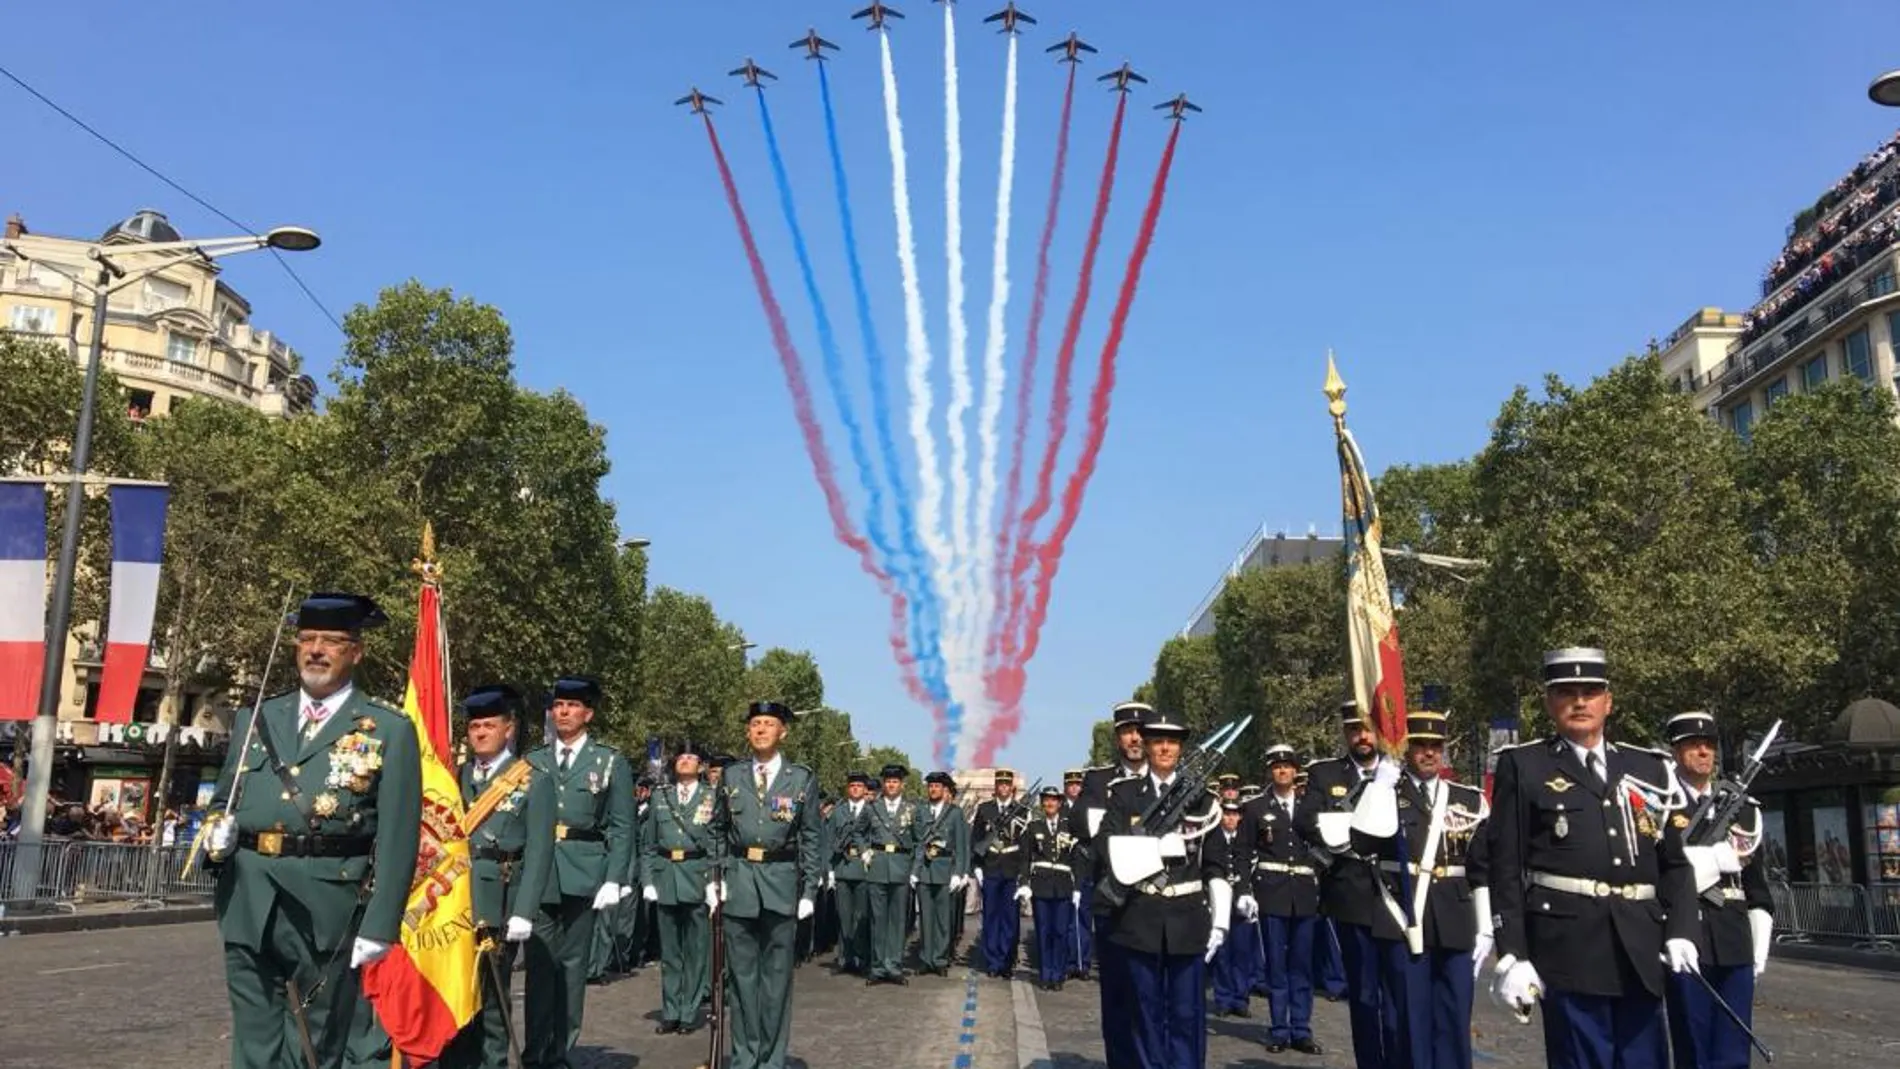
[554,825,604,843]
[661,847,707,861]
[239,830,374,859]
[473,844,522,863]
[739,845,798,863]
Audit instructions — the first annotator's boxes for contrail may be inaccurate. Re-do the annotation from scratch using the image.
[967,31,1019,764]
[879,27,963,757]
[976,121,1186,764]
[815,60,951,715]
[941,1,977,723]
[698,112,924,701]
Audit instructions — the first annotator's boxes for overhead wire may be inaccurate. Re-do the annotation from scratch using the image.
[0,61,344,334]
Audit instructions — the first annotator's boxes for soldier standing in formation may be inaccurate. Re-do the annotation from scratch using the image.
[856,763,921,985]
[1206,799,1258,1018]
[1072,700,1149,1068]
[442,684,553,1069]
[828,771,873,973]
[1021,784,1083,990]
[641,745,716,1035]
[524,676,637,1069]
[1243,743,1323,1055]
[707,700,822,1069]
[1490,648,1700,1069]
[971,769,1029,978]
[1299,699,1402,1069]
[205,593,422,1069]
[1093,706,1232,1069]
[1664,710,1774,1069]
[1061,768,1093,980]
[913,770,971,975]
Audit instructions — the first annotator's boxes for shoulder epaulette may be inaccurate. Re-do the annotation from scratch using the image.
[263,687,297,702]
[1106,772,1143,788]
[1494,737,1546,754]
[1613,742,1669,759]
[1083,763,1113,772]
[1303,757,1335,771]
[365,696,404,714]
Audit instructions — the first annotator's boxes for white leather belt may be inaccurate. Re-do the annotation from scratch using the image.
[1031,861,1073,872]
[1531,871,1656,900]
[1718,887,1745,902]
[1256,861,1316,876]
[1379,861,1466,878]
[1135,878,1204,898]
[989,844,1020,854]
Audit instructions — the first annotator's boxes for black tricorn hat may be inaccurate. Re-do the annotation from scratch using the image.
[293,592,387,632]
[925,771,956,788]
[879,763,909,780]
[462,684,523,721]
[747,700,792,724]
[551,676,602,706]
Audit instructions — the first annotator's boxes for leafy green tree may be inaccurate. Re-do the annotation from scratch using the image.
[1088,719,1117,765]
[1210,562,1347,770]
[783,706,860,796]
[633,587,748,756]
[861,743,922,798]
[1467,355,1781,743]
[1375,460,1485,602]
[1151,634,1223,735]
[742,648,825,712]
[1738,378,1900,738]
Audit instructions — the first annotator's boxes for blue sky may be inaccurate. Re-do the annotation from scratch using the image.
[8,2,1898,781]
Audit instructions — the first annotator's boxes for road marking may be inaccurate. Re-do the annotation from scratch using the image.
[39,962,123,976]
[951,966,980,1069]
[1011,978,1051,1069]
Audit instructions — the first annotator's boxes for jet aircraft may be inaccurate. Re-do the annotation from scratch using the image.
[1154,93,1203,120]
[851,2,904,29]
[789,28,841,61]
[1046,31,1097,64]
[982,3,1035,34]
[1097,62,1147,92]
[729,58,778,88]
[674,87,723,114]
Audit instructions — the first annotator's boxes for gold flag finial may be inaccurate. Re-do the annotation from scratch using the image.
[411,521,443,585]
[1323,349,1348,420]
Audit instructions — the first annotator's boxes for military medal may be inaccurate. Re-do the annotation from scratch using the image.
[312,791,340,818]
[1554,813,1569,840]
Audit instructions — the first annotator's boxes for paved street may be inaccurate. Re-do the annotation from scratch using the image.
[2,922,1897,1067]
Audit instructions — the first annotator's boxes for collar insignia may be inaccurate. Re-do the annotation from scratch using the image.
[1545,776,1574,794]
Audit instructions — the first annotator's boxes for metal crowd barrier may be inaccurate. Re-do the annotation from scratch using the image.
[1771,880,1899,953]
[0,838,215,914]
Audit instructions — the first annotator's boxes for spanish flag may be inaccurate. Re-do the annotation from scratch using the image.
[361,541,481,1061]
[1325,353,1410,757]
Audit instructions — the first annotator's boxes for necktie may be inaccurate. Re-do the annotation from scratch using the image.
[475,763,490,785]
[1586,751,1605,789]
[681,785,692,806]
[559,747,572,771]
[302,701,325,739]
[756,764,769,795]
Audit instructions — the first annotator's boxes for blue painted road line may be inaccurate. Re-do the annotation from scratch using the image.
[953,965,981,1068]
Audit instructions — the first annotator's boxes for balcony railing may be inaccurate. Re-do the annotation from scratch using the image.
[1705,259,1900,400]
[104,348,258,403]
[1766,151,1900,295]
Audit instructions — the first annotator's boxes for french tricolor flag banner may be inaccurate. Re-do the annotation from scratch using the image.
[0,483,48,721]
[96,485,170,724]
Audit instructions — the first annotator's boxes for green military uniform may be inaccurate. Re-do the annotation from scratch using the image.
[913,773,972,974]
[713,703,823,1069]
[438,714,555,1069]
[207,593,421,1069]
[856,764,923,983]
[523,727,635,1069]
[827,775,874,973]
[588,787,645,980]
[644,772,717,1030]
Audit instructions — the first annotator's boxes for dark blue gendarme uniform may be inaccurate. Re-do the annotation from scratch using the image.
[1093,707,1232,1069]
[971,770,1030,977]
[1241,744,1323,1053]
[1062,768,1092,977]
[1023,786,1083,988]
[1205,800,1256,1017]
[1490,648,1698,1069]
[1662,711,1774,1069]
[1072,701,1150,1069]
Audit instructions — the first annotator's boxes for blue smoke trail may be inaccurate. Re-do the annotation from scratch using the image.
[758,85,956,731]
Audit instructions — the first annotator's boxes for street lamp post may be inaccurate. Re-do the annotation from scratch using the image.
[1870,70,1900,107]
[5,226,320,905]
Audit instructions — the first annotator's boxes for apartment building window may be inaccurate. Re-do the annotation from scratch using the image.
[1764,376,1790,408]
[142,277,189,312]
[1845,327,1874,382]
[1732,400,1754,443]
[8,303,56,333]
[1888,311,1900,362]
[166,333,198,364]
[1803,353,1829,390]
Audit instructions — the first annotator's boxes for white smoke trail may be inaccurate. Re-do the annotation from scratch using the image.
[966,32,1019,762]
[941,2,976,713]
[878,29,957,727]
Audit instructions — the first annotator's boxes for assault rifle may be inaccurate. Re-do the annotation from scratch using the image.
[1095,715,1253,910]
[1683,720,1781,849]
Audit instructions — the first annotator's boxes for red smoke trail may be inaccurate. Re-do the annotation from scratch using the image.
[994,92,1127,675]
[987,62,1076,672]
[976,122,1183,764]
[702,114,930,704]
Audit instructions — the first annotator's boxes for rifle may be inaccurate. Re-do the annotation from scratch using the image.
[696,783,732,1069]
[1683,721,1780,849]
[1095,715,1253,910]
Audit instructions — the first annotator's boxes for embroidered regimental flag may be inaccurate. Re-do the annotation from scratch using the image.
[0,483,48,721]
[96,485,170,723]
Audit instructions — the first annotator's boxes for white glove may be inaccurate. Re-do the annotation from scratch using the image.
[1492,956,1543,1016]
[1665,938,1701,974]
[504,915,533,943]
[205,816,236,858]
[592,883,624,910]
[826,871,837,890]
[642,884,660,903]
[797,897,815,920]
[1684,845,1723,894]
[1072,890,1082,909]
[973,866,984,884]
[1472,933,1495,980]
[351,937,391,969]
[1204,926,1226,962]
[1712,841,1743,874]
[705,880,723,913]
[1014,885,1032,903]
[1158,832,1187,859]
[1472,886,1495,979]
[909,874,919,888]
[1372,760,1400,788]
[1749,908,1773,977]
[949,874,966,893]
[1236,894,1260,923]
[1205,877,1232,964]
